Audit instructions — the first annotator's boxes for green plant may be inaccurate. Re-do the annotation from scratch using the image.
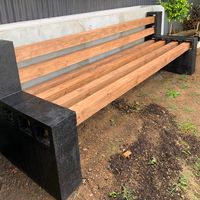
[121,186,135,200]
[166,90,181,98]
[148,157,158,166]
[179,122,198,135]
[171,176,188,193]
[179,140,191,156]
[108,186,136,200]
[108,191,119,198]
[194,157,200,177]
[159,0,192,34]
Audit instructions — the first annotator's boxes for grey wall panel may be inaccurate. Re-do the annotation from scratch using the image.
[191,0,199,5]
[0,0,157,24]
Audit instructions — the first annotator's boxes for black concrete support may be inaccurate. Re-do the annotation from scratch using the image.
[0,40,21,99]
[156,36,198,75]
[145,12,198,75]
[0,40,82,200]
[145,11,162,40]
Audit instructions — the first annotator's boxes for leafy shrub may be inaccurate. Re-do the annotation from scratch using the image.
[159,0,192,34]
[184,5,200,30]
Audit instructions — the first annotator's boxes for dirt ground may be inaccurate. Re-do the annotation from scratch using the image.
[1,50,200,200]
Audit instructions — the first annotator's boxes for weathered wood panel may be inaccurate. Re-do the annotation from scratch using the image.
[0,0,157,24]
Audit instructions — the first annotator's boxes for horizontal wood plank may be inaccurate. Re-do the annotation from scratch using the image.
[15,16,155,62]
[45,41,165,102]
[35,40,164,101]
[26,40,155,95]
[19,27,154,84]
[53,41,178,107]
[69,42,190,125]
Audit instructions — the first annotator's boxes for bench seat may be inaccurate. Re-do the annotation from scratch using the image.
[25,40,189,124]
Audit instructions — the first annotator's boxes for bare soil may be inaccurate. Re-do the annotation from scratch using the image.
[109,103,200,200]
[0,50,200,200]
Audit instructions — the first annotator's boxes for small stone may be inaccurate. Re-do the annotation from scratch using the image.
[88,168,92,172]
[122,150,132,158]
[82,178,87,184]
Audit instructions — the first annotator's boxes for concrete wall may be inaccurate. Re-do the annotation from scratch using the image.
[0,5,164,47]
[0,5,165,89]
[191,0,199,5]
[0,0,157,24]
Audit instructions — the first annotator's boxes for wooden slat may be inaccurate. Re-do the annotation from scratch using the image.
[34,40,162,101]
[15,16,155,62]
[19,27,154,84]
[53,42,178,107]
[26,40,155,95]
[41,41,164,102]
[69,42,190,125]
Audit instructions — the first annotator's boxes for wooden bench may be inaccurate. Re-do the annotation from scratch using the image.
[0,12,197,200]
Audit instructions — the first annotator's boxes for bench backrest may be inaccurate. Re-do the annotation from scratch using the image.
[15,12,161,89]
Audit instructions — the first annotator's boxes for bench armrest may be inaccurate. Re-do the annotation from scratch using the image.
[0,91,82,200]
[0,40,82,200]
[156,35,198,75]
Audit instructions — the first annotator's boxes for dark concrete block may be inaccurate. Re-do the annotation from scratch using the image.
[145,12,162,41]
[0,39,82,200]
[0,92,82,200]
[0,40,21,99]
[156,36,198,75]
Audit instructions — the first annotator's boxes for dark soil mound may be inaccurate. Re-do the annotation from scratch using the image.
[108,104,200,200]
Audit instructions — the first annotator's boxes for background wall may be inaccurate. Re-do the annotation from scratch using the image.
[0,5,164,47]
[191,0,199,5]
[0,0,157,24]
[0,5,165,89]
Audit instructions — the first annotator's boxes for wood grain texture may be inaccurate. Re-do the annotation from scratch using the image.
[26,40,155,95]
[48,41,167,103]
[69,42,190,125]
[19,27,155,84]
[35,40,164,101]
[15,16,155,62]
[53,41,178,107]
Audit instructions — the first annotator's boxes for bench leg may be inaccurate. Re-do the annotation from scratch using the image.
[163,37,198,75]
[145,13,198,75]
[0,40,82,200]
[0,95,82,200]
